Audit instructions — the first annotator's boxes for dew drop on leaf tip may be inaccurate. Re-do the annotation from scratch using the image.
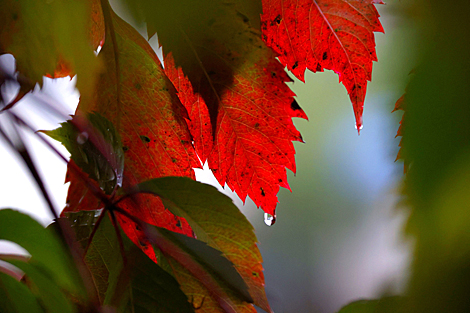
[264,212,276,226]
[354,123,363,135]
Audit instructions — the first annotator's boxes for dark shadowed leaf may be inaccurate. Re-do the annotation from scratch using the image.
[105,245,195,313]
[122,0,260,130]
[46,112,125,194]
[399,2,470,312]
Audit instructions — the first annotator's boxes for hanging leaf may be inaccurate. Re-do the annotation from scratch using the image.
[261,0,384,130]
[163,29,306,216]
[118,0,306,215]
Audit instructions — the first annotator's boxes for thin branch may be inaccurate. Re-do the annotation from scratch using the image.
[1,115,102,307]
[0,88,28,113]
[12,113,110,206]
[1,118,59,219]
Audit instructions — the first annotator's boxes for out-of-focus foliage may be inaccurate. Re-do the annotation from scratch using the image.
[337,0,470,312]
[0,209,87,312]
[400,1,470,312]
[337,296,402,313]
[0,0,102,105]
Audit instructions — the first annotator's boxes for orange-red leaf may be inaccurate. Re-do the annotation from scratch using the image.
[261,0,384,130]
[165,30,307,216]
[165,54,213,163]
[64,10,199,260]
[124,0,306,215]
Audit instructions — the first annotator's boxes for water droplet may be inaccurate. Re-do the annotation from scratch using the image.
[77,132,88,144]
[354,124,363,131]
[264,212,276,226]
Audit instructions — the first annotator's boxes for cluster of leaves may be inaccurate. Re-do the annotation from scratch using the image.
[0,0,387,312]
[0,182,262,313]
[2,112,271,312]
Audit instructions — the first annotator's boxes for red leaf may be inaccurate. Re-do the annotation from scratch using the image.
[261,0,384,130]
[165,54,213,163]
[165,37,307,216]
[64,10,199,259]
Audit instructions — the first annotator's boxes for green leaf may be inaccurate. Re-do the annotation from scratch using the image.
[0,272,44,313]
[337,300,380,313]
[0,209,83,296]
[106,245,195,313]
[3,259,74,313]
[63,211,194,312]
[68,208,254,312]
[337,297,402,313]
[63,211,101,249]
[135,221,254,313]
[60,211,121,302]
[46,112,125,194]
[135,177,269,311]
